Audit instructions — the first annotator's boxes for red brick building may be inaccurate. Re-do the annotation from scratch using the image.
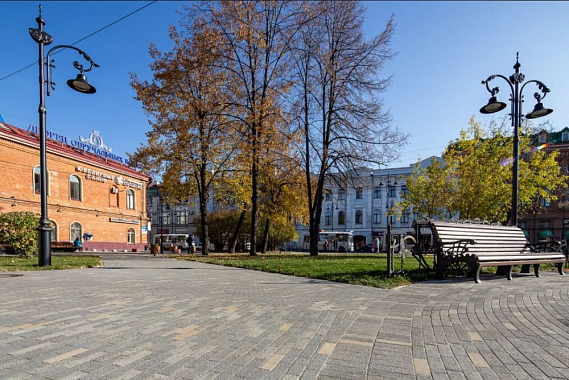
[519,128,569,243]
[0,122,150,251]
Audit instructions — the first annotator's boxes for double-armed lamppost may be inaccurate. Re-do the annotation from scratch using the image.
[30,6,98,266]
[379,173,398,226]
[480,53,553,227]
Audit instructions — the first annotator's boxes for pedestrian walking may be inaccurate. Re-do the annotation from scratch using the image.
[73,237,82,252]
[187,234,195,254]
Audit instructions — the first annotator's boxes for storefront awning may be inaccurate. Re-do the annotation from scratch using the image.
[539,230,553,238]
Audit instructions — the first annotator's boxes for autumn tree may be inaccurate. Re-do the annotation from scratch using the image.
[291,1,406,255]
[397,117,567,224]
[130,21,238,255]
[394,157,448,221]
[184,1,305,256]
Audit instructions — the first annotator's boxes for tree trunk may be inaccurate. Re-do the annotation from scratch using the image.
[230,208,246,253]
[261,217,270,253]
[250,150,259,256]
[199,200,209,256]
[199,166,209,256]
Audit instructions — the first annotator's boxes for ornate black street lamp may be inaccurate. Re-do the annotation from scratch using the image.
[30,6,98,266]
[480,53,553,227]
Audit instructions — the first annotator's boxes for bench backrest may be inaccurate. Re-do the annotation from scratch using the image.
[429,220,530,257]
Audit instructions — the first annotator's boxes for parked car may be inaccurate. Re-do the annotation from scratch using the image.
[355,244,374,253]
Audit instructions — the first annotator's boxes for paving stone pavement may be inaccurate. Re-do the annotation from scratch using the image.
[1,254,568,380]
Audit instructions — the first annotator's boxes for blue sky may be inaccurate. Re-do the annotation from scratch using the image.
[1,1,568,168]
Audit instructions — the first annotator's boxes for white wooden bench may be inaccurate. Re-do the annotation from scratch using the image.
[429,220,566,283]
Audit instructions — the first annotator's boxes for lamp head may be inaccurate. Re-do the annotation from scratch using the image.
[480,96,507,114]
[67,73,96,94]
[526,102,553,119]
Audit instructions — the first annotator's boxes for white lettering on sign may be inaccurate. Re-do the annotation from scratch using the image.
[114,176,143,190]
[75,166,142,189]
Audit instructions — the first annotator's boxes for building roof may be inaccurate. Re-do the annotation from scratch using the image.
[0,122,150,182]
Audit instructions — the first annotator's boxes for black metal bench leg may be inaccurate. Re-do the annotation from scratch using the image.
[533,264,541,278]
[474,265,481,284]
[496,266,506,276]
[520,264,531,274]
[558,263,565,275]
[506,266,513,281]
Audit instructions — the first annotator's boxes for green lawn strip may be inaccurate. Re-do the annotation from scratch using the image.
[176,253,435,289]
[0,255,102,271]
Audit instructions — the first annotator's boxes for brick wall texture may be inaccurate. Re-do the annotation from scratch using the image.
[0,132,150,247]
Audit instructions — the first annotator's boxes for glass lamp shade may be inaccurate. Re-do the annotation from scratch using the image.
[480,96,507,114]
[526,102,553,119]
[67,73,96,94]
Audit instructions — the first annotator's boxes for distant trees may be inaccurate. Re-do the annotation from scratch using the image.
[131,1,404,253]
[397,117,567,224]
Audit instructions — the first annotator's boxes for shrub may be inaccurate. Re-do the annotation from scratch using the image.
[0,212,39,258]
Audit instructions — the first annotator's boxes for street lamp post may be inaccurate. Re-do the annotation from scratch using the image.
[30,6,98,266]
[480,53,553,227]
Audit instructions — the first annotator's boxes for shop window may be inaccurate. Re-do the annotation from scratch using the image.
[110,186,119,207]
[325,211,332,226]
[127,228,135,244]
[33,166,49,195]
[373,209,381,224]
[126,189,135,210]
[69,175,82,201]
[50,220,58,242]
[563,132,569,142]
[401,212,409,224]
[538,221,551,229]
[338,211,345,225]
[355,210,363,225]
[70,222,82,242]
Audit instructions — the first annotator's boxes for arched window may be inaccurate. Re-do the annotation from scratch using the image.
[355,210,363,225]
[127,228,136,244]
[325,211,332,226]
[33,166,49,195]
[70,222,82,242]
[50,220,58,242]
[110,186,119,207]
[69,175,82,201]
[338,211,345,225]
[126,189,135,209]
[373,209,381,224]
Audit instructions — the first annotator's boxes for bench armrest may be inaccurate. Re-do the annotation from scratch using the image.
[526,241,562,253]
[438,239,476,257]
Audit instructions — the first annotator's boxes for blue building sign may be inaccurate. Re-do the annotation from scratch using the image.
[27,125,130,166]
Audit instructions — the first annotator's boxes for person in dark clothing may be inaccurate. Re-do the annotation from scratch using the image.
[186,234,195,254]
